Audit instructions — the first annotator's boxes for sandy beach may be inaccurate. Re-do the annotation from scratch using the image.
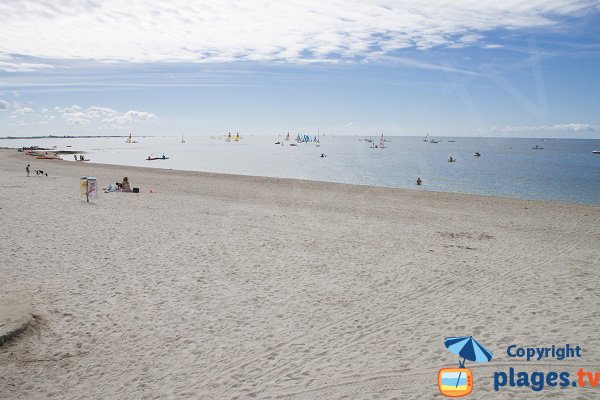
[1,148,599,399]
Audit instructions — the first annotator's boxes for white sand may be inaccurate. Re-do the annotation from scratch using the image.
[1,148,599,399]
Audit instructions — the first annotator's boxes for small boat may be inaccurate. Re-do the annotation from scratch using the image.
[430,139,439,144]
[290,143,298,147]
[36,155,61,160]
[473,152,481,157]
[532,145,544,150]
[147,155,169,160]
[592,150,600,154]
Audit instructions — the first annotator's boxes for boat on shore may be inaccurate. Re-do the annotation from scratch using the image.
[592,150,600,154]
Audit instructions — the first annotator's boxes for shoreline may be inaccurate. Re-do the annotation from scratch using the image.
[4,148,599,208]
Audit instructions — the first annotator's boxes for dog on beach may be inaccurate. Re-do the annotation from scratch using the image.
[35,170,48,177]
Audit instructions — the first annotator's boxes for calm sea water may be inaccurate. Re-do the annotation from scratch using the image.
[4,135,600,204]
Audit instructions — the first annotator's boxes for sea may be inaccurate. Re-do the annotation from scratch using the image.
[4,135,600,205]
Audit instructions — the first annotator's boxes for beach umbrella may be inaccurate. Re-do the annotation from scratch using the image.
[444,336,493,387]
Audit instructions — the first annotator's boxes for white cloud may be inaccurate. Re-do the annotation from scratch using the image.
[491,123,594,132]
[13,107,33,115]
[0,54,54,72]
[0,1,596,65]
[484,44,504,49]
[104,110,158,123]
[39,115,55,124]
[55,105,157,124]
[0,100,9,110]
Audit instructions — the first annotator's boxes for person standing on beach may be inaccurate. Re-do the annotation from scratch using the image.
[26,164,30,176]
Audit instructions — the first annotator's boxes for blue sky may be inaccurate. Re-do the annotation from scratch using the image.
[0,1,599,138]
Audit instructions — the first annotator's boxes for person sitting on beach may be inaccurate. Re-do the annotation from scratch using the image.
[416,177,422,186]
[121,177,132,192]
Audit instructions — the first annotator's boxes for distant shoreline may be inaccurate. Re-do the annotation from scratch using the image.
[2,135,599,140]
[0,135,139,140]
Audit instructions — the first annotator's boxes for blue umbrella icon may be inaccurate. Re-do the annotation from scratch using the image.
[444,336,493,387]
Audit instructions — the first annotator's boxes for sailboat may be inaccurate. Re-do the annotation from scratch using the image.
[126,132,138,143]
[423,133,429,142]
[316,129,321,147]
[371,133,386,148]
[181,133,185,143]
[378,133,386,149]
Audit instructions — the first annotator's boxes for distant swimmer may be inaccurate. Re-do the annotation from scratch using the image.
[320,153,327,158]
[416,177,422,186]
[448,156,456,162]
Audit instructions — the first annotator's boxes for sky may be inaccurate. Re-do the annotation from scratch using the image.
[0,0,599,138]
